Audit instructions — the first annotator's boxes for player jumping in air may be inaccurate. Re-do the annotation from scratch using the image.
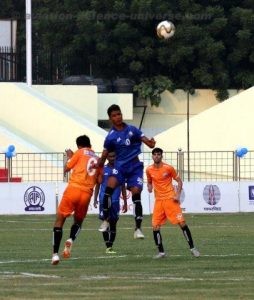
[98,104,155,239]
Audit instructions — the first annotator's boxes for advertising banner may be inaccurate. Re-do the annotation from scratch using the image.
[0,181,252,215]
[0,183,56,214]
[148,182,239,213]
[239,181,254,212]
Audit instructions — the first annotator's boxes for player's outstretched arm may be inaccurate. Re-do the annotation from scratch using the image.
[65,148,74,159]
[141,136,156,149]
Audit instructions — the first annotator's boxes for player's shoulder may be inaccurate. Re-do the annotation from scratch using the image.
[106,128,115,137]
[162,162,174,169]
[127,123,141,133]
[146,164,155,172]
[162,162,171,167]
[126,123,137,129]
[161,162,176,174]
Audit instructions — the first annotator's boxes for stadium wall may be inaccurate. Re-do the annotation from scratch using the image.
[152,87,254,152]
[132,89,242,136]
[34,85,98,124]
[0,83,133,152]
[1,83,253,157]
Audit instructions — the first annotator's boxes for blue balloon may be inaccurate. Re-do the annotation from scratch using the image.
[236,147,248,158]
[241,147,248,155]
[236,149,243,157]
[8,145,15,152]
[5,151,13,158]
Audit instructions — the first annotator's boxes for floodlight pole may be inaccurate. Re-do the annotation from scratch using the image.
[187,90,190,181]
[26,0,32,86]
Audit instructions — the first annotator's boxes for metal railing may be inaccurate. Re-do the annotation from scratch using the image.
[0,152,66,182]
[0,150,253,182]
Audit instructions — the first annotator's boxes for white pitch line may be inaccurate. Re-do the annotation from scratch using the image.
[0,255,127,265]
[0,271,60,279]
[20,272,60,278]
[0,253,253,265]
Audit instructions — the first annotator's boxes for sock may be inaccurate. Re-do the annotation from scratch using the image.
[53,227,62,253]
[104,221,117,248]
[108,221,116,247]
[103,187,114,220]
[133,196,143,229]
[102,231,111,248]
[181,225,194,249]
[70,223,81,241]
[153,230,164,253]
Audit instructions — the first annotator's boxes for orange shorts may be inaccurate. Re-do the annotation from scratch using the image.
[58,185,92,221]
[152,198,185,227]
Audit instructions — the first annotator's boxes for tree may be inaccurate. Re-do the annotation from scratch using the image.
[133,75,174,106]
[0,0,253,102]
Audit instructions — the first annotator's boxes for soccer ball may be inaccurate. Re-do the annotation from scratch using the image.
[156,20,175,39]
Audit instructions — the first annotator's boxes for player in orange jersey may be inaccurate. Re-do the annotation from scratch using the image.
[146,147,200,259]
[51,134,100,265]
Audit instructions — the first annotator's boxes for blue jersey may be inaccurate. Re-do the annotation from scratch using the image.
[99,164,121,204]
[103,123,144,167]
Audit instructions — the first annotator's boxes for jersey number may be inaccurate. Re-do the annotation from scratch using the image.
[87,157,97,176]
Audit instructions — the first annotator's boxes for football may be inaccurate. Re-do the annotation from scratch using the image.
[156,20,175,39]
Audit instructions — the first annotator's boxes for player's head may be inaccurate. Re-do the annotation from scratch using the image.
[107,104,123,126]
[76,135,91,148]
[107,151,116,165]
[152,147,163,155]
[107,104,121,117]
[152,147,163,163]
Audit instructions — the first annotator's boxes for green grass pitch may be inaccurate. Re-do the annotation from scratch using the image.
[0,213,253,300]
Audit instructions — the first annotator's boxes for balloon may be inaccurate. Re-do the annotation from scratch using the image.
[236,147,248,158]
[8,145,15,152]
[241,147,248,155]
[5,151,13,158]
[236,149,242,157]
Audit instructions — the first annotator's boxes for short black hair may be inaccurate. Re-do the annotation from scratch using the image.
[152,147,163,155]
[76,135,91,148]
[107,104,121,117]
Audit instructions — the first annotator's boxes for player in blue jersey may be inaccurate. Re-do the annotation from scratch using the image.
[97,104,156,239]
[93,151,128,253]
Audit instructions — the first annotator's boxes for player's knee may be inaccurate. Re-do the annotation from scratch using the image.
[179,221,186,229]
[105,186,114,196]
[153,225,160,231]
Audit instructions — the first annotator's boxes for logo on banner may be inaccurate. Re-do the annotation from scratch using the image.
[24,186,45,211]
[248,186,254,203]
[203,185,221,211]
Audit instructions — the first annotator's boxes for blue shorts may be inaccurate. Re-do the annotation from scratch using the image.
[99,201,120,222]
[120,161,144,190]
[106,160,144,191]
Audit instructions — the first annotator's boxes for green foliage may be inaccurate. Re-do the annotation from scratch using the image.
[215,88,229,102]
[134,75,174,106]
[0,0,253,91]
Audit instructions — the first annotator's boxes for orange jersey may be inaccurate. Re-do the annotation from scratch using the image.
[67,147,99,194]
[146,162,178,201]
